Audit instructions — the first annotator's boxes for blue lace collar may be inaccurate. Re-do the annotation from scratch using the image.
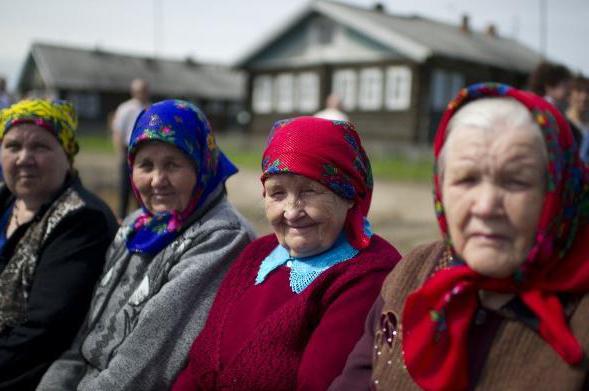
[255,225,371,294]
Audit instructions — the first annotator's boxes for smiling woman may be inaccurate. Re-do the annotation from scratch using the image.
[173,116,402,391]
[132,141,197,214]
[38,100,255,391]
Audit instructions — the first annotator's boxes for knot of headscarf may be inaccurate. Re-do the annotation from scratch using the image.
[402,83,589,391]
[126,99,237,255]
[261,116,373,250]
[0,99,79,160]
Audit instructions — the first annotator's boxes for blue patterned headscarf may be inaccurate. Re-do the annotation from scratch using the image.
[125,99,238,255]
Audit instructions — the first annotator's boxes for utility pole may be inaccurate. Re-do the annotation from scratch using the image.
[153,0,162,58]
[539,0,547,58]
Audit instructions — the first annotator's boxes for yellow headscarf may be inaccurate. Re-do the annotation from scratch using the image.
[0,99,79,160]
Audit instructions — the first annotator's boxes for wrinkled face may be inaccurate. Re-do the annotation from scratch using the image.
[132,141,197,213]
[264,174,353,258]
[441,123,546,278]
[1,124,70,203]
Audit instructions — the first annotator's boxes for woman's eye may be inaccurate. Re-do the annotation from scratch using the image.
[4,143,19,152]
[503,178,530,189]
[454,176,477,186]
[136,161,153,170]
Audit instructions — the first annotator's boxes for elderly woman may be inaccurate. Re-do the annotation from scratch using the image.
[38,100,254,390]
[0,100,117,390]
[331,83,589,390]
[172,117,402,390]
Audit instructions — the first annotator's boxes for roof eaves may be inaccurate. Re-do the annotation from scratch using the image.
[30,44,56,89]
[234,2,313,68]
[313,1,431,62]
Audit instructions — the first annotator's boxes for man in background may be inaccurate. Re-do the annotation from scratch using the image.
[314,94,349,122]
[0,77,13,109]
[111,78,150,219]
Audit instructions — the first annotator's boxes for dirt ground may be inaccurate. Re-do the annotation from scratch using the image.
[77,152,440,255]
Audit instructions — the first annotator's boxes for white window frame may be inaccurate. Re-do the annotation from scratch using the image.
[275,73,295,113]
[252,75,273,114]
[358,67,383,111]
[297,72,319,113]
[385,66,412,111]
[332,69,357,111]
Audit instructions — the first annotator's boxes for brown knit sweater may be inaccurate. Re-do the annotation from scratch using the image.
[372,241,589,391]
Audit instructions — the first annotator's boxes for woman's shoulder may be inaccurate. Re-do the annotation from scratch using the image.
[380,240,445,302]
[68,178,118,225]
[184,197,256,240]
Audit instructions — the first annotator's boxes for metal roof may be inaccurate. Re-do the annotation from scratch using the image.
[20,42,244,100]
[239,0,541,72]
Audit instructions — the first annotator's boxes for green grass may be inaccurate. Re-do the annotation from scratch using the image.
[370,155,433,182]
[78,134,114,154]
[78,134,433,183]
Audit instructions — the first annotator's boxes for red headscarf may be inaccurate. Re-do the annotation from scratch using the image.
[261,116,373,250]
[402,83,589,391]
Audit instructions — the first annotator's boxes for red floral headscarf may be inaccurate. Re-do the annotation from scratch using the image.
[261,116,373,250]
[402,83,589,391]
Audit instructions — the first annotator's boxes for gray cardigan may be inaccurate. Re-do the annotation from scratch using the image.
[37,194,255,391]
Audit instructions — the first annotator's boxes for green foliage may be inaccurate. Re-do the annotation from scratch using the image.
[78,135,114,153]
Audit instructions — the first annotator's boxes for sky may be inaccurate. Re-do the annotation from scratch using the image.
[1,0,588,89]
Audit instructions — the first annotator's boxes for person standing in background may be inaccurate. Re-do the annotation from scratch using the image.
[111,78,150,220]
[0,78,12,109]
[314,94,349,122]
[566,76,589,162]
[528,61,572,109]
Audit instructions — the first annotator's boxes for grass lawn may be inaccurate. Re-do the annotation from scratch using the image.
[77,134,433,183]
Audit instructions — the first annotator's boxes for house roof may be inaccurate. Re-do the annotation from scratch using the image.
[19,43,244,100]
[238,0,541,73]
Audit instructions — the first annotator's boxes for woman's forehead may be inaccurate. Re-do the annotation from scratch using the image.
[265,174,321,188]
[445,124,547,167]
[4,123,56,142]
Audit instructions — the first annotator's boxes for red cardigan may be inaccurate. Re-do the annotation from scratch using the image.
[172,234,401,391]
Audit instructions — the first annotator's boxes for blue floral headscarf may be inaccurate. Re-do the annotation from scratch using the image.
[125,99,238,255]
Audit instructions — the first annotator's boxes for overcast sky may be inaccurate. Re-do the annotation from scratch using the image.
[1,0,588,89]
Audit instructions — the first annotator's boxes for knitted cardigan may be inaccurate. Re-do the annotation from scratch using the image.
[172,234,401,391]
[37,194,255,391]
[371,241,589,390]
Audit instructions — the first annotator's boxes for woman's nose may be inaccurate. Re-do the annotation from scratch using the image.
[471,183,503,217]
[283,197,304,220]
[16,148,33,165]
[151,169,169,187]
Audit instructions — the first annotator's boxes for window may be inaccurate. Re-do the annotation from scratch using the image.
[275,73,295,113]
[252,75,273,113]
[297,72,319,112]
[431,69,464,110]
[359,67,383,111]
[385,66,412,110]
[309,18,334,46]
[332,69,357,111]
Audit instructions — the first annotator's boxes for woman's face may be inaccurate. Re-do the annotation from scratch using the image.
[1,124,70,204]
[264,174,353,258]
[132,141,197,213]
[441,123,546,278]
